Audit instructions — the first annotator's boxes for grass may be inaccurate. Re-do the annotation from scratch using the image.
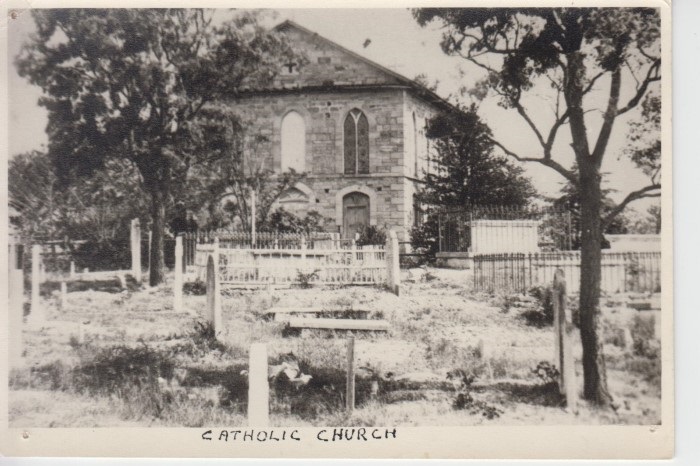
[9,267,662,427]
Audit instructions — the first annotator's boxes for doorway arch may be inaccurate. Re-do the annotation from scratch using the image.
[342,192,370,239]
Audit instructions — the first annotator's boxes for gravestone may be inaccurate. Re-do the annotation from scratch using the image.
[553,269,577,409]
[60,281,67,310]
[248,343,269,427]
[346,336,356,413]
[173,236,183,312]
[130,218,141,282]
[386,230,400,296]
[206,254,222,333]
[9,243,25,367]
[30,245,44,324]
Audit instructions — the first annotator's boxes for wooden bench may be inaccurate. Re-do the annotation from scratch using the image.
[286,317,389,332]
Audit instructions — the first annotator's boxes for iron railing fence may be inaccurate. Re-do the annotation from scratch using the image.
[472,251,661,295]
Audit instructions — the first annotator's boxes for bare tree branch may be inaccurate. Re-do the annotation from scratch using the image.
[617,58,661,116]
[602,184,661,227]
[514,101,547,149]
[490,138,577,183]
[582,71,605,95]
[592,67,621,165]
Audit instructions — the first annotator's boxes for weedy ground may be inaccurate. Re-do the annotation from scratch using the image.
[9,268,661,427]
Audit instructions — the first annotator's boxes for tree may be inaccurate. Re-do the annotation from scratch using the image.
[9,151,148,243]
[414,8,662,405]
[184,110,306,232]
[16,9,294,285]
[412,105,536,253]
[551,168,634,250]
[9,151,64,241]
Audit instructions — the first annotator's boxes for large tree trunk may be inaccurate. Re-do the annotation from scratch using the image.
[578,164,613,405]
[139,154,171,287]
[149,187,167,286]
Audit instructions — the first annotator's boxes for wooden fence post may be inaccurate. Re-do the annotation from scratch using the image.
[31,245,44,324]
[206,240,222,333]
[9,244,25,367]
[346,336,356,414]
[147,230,153,283]
[174,235,183,313]
[248,343,269,427]
[131,218,141,282]
[386,230,400,296]
[300,236,307,261]
[553,269,577,410]
[60,281,67,310]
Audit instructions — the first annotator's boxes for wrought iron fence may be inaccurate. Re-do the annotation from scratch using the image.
[472,251,661,295]
[437,205,573,253]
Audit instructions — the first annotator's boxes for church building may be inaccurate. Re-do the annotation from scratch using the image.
[230,20,452,241]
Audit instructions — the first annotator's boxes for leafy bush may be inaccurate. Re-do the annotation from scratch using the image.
[356,225,386,246]
[72,238,132,272]
[519,286,554,328]
[295,269,320,289]
[261,209,329,234]
[450,375,503,419]
[184,279,207,295]
[630,315,659,359]
[532,361,560,385]
[72,344,175,397]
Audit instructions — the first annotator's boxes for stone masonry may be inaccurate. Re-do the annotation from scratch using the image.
[221,21,451,241]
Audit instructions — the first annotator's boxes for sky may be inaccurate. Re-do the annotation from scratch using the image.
[6,8,660,214]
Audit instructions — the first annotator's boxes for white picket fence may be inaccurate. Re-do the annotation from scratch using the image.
[192,242,388,287]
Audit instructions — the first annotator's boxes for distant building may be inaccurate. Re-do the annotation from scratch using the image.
[228,20,452,240]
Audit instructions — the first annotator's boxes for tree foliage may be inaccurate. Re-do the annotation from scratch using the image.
[411,105,535,253]
[183,109,306,232]
[16,9,295,284]
[414,7,662,405]
[9,150,148,243]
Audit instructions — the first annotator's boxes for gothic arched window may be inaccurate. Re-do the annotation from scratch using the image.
[343,109,369,175]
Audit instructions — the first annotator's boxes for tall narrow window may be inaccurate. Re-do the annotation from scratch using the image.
[344,109,369,175]
[412,113,419,177]
[281,111,305,172]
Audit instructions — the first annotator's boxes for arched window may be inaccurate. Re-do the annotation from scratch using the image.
[281,111,305,172]
[344,109,369,175]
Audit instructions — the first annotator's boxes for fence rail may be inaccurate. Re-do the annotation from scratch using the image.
[192,242,387,287]
[183,231,347,267]
[472,251,661,295]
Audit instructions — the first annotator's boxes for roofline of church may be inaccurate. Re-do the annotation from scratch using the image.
[272,20,457,113]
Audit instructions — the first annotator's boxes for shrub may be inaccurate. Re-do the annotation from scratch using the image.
[356,225,386,246]
[295,269,320,289]
[72,344,175,398]
[519,286,554,327]
[531,361,559,385]
[184,279,207,296]
[499,293,520,313]
[630,315,659,359]
[450,375,503,419]
[72,238,132,272]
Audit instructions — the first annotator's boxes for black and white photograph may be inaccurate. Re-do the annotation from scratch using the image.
[1,2,673,459]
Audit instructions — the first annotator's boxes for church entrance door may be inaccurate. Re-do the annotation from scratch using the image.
[342,192,370,239]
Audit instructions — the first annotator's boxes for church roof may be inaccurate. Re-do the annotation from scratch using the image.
[240,20,453,112]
